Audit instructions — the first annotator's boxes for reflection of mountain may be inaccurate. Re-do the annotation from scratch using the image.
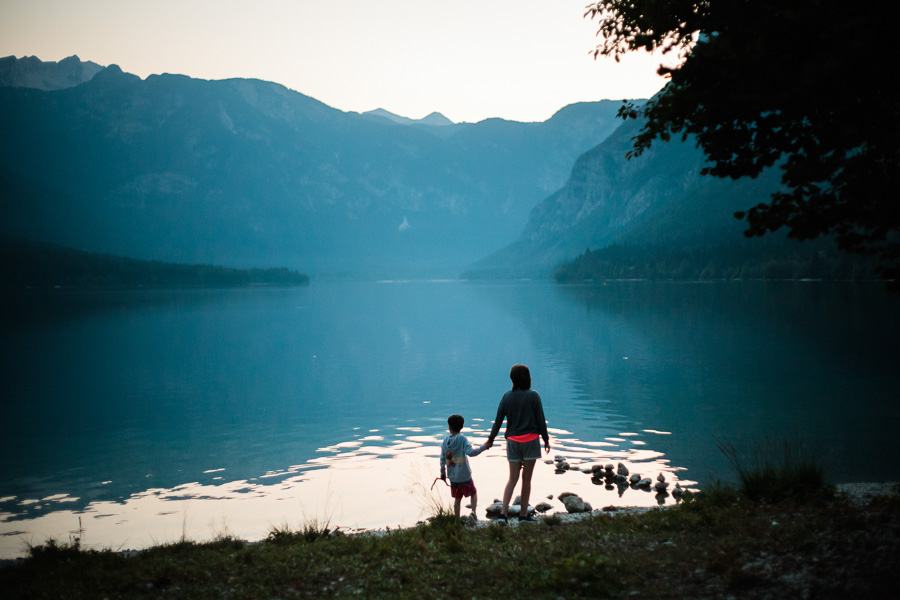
[472,281,900,483]
[0,55,624,277]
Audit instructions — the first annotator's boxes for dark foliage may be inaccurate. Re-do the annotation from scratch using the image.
[586,1,900,284]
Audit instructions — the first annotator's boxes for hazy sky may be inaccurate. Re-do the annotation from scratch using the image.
[0,0,668,123]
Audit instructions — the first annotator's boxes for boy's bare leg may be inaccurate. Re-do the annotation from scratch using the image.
[470,491,478,518]
[454,496,462,517]
[519,460,536,516]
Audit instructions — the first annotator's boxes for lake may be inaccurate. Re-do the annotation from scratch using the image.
[1,280,898,558]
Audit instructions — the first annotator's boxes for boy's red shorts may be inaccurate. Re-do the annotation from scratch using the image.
[450,479,477,499]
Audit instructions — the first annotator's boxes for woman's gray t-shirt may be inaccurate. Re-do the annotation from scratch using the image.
[488,389,549,442]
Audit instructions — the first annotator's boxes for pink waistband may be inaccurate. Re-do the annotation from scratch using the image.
[508,433,540,443]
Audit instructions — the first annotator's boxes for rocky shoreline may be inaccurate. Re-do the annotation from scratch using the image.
[2,481,895,564]
[439,481,899,530]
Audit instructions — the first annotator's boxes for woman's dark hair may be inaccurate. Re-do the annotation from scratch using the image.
[510,364,531,390]
[448,414,464,432]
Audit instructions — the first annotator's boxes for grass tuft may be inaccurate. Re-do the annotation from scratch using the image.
[426,506,464,530]
[542,513,564,527]
[693,478,742,508]
[265,516,341,545]
[26,537,83,562]
[716,435,831,504]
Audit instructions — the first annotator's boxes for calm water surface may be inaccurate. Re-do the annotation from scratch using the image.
[1,281,898,557]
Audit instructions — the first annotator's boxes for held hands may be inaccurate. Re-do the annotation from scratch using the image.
[484,438,494,449]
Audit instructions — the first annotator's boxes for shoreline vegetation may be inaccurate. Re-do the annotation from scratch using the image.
[6,235,893,291]
[552,241,885,285]
[1,479,897,598]
[0,235,309,292]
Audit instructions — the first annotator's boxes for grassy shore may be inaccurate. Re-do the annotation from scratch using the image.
[1,482,898,599]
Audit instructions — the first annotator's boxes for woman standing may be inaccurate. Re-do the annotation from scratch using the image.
[485,364,550,523]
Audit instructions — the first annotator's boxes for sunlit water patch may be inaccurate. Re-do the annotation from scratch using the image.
[0,423,692,558]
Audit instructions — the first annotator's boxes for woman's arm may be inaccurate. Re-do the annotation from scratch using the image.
[533,392,550,448]
[487,396,507,442]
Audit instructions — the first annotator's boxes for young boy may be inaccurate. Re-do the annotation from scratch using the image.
[440,414,488,519]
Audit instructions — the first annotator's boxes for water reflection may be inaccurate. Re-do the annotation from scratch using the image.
[0,421,692,558]
[3,280,897,559]
[477,281,900,484]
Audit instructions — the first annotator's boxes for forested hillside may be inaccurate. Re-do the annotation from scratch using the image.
[464,112,872,281]
[0,236,309,291]
[553,240,880,283]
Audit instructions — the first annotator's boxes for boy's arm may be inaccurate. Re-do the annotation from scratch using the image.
[439,441,448,480]
[469,444,488,457]
[465,437,488,457]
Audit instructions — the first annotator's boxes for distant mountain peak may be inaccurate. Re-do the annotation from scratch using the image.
[0,54,105,91]
[363,108,455,127]
[419,112,454,127]
[362,108,410,124]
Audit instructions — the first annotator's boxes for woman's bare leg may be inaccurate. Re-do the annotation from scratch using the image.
[501,461,522,517]
[519,460,536,516]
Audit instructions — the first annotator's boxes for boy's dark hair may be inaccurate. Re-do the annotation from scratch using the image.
[448,414,464,432]
[510,364,531,390]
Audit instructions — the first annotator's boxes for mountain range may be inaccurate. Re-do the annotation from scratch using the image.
[0,54,104,91]
[2,55,850,282]
[0,55,624,278]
